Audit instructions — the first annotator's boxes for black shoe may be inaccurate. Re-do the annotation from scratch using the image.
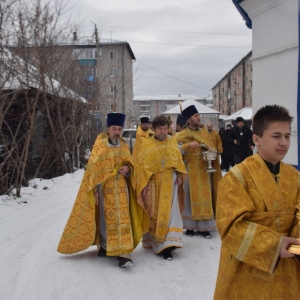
[161,248,174,261]
[186,229,194,237]
[97,247,107,257]
[117,257,133,268]
[198,231,212,239]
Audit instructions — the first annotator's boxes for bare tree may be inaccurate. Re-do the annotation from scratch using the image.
[0,0,92,196]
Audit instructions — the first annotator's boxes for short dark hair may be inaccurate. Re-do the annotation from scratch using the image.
[152,115,169,129]
[253,105,293,137]
[226,124,232,128]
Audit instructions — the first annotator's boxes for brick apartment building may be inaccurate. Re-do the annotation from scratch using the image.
[9,33,136,129]
[133,94,212,120]
[212,51,252,115]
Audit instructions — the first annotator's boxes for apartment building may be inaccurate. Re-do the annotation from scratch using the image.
[212,51,252,115]
[133,94,211,120]
[9,33,136,129]
[67,36,136,128]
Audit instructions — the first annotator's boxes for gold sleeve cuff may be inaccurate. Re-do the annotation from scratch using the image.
[181,143,190,151]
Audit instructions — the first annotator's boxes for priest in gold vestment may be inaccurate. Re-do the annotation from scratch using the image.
[214,105,300,299]
[131,116,153,163]
[176,105,222,239]
[135,115,187,260]
[57,113,143,268]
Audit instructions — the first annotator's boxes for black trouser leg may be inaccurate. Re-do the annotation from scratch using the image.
[234,155,242,164]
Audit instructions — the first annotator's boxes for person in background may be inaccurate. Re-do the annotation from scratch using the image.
[229,117,254,164]
[214,105,300,299]
[206,122,223,155]
[176,105,222,239]
[176,114,186,132]
[131,117,153,163]
[219,124,235,171]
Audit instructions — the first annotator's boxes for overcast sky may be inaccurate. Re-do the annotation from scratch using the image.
[66,0,252,98]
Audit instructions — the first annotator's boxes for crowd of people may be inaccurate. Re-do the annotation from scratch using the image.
[57,104,300,299]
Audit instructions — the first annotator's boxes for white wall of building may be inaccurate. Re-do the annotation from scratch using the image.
[240,0,298,165]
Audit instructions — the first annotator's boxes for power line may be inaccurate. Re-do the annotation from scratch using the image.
[82,24,250,36]
[130,40,251,49]
[140,59,236,65]
[136,61,211,91]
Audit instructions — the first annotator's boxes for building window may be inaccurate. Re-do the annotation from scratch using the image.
[72,48,99,60]
[110,68,117,77]
[86,68,97,77]
[109,51,117,60]
[110,85,117,94]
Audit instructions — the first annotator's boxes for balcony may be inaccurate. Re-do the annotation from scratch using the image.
[86,76,95,82]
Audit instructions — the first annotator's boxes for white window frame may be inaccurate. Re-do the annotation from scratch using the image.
[110,85,117,94]
[109,51,117,60]
[110,68,117,77]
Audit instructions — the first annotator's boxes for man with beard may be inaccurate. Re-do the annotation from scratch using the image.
[176,105,222,239]
[135,115,187,260]
[57,113,143,268]
[219,124,235,171]
[132,116,153,163]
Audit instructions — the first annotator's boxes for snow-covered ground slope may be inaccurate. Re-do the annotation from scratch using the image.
[0,170,221,300]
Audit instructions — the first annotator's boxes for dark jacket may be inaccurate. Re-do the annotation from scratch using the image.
[219,128,233,156]
[228,125,254,159]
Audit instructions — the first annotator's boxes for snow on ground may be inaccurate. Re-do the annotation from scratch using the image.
[0,170,222,300]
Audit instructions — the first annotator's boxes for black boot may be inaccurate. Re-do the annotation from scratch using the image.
[161,246,177,261]
[97,247,107,257]
[198,231,212,239]
[117,257,133,268]
[186,229,194,237]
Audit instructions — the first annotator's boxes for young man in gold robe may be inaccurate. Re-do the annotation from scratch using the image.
[214,105,300,299]
[131,116,153,163]
[176,105,222,239]
[57,113,143,268]
[135,115,187,260]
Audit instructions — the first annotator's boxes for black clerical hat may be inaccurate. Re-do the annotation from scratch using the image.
[140,117,149,124]
[181,105,198,120]
[107,113,126,127]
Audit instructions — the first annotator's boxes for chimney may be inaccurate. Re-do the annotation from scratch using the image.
[73,32,77,41]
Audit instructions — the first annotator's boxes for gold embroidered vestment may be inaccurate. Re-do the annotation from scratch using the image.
[57,135,143,256]
[176,126,222,218]
[135,135,187,242]
[131,126,153,163]
[214,154,300,299]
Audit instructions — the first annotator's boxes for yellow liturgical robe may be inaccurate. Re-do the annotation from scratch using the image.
[135,134,187,242]
[208,130,223,153]
[176,125,222,217]
[214,154,300,300]
[131,126,153,163]
[57,135,143,256]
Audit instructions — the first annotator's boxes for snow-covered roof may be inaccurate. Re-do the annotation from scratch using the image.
[134,94,201,102]
[223,107,252,121]
[2,49,86,103]
[219,114,228,120]
[162,99,220,115]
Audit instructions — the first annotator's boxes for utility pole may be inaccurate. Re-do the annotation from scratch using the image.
[91,21,105,129]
